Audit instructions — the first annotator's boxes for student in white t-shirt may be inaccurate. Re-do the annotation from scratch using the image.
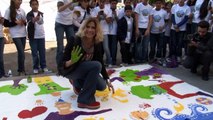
[73,0,90,33]
[149,0,169,63]
[91,0,112,66]
[0,12,9,78]
[170,0,191,62]
[55,0,75,69]
[108,0,118,65]
[191,0,213,33]
[4,0,27,76]
[27,0,52,74]
[134,0,153,63]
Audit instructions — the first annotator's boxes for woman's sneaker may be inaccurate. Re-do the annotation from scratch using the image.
[78,101,100,109]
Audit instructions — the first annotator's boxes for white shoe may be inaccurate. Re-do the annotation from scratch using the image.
[33,69,39,74]
[42,68,52,73]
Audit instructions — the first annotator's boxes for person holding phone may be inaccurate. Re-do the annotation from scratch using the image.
[183,21,213,81]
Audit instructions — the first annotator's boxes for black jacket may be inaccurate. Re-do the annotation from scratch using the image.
[58,36,109,80]
[26,10,43,40]
[188,32,213,55]
[117,16,135,43]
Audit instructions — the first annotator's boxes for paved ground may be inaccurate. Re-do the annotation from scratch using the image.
[1,41,213,94]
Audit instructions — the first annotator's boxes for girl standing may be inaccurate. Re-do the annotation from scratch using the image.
[4,0,27,76]
[27,0,51,74]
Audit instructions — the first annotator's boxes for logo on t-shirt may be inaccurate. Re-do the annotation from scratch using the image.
[153,15,161,22]
[142,9,149,16]
[176,10,185,18]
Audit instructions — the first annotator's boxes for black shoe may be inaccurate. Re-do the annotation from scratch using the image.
[202,76,209,81]
[190,69,197,73]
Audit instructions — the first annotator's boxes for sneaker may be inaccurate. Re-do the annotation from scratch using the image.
[202,75,209,81]
[42,68,52,73]
[78,101,100,109]
[177,57,181,63]
[70,80,81,95]
[33,69,39,74]
[120,63,128,67]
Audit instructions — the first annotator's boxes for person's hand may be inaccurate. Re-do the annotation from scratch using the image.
[106,80,114,94]
[71,46,83,63]
[0,17,4,24]
[135,28,140,38]
[159,26,163,32]
[33,15,40,22]
[144,29,150,36]
[190,41,198,47]
[15,19,25,26]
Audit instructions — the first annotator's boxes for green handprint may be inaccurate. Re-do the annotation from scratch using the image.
[71,45,83,63]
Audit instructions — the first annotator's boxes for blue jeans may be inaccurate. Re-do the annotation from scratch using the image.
[149,33,164,59]
[29,38,46,69]
[55,22,74,66]
[108,35,117,65]
[170,30,185,57]
[103,35,112,64]
[136,28,149,62]
[65,61,106,104]
[13,37,26,72]
[0,37,5,76]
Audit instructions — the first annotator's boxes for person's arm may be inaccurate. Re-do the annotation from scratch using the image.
[134,4,140,38]
[197,34,213,52]
[171,14,176,25]
[177,16,188,27]
[73,10,81,27]
[57,1,73,12]
[3,19,17,27]
[144,14,153,36]
[94,42,109,80]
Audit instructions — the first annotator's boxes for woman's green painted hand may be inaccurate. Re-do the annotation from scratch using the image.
[71,45,83,63]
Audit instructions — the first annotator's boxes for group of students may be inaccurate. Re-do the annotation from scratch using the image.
[0,0,51,78]
[0,0,212,77]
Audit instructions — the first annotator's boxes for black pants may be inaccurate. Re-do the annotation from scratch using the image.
[183,50,213,77]
[120,42,132,64]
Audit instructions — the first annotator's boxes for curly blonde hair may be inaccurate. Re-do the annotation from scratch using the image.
[75,17,103,43]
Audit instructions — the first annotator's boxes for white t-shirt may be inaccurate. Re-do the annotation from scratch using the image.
[55,0,73,25]
[171,4,191,31]
[91,6,112,35]
[4,8,27,38]
[108,10,118,35]
[73,6,90,27]
[192,0,213,23]
[124,16,133,44]
[0,12,3,38]
[33,12,45,39]
[135,2,153,28]
[150,8,168,34]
